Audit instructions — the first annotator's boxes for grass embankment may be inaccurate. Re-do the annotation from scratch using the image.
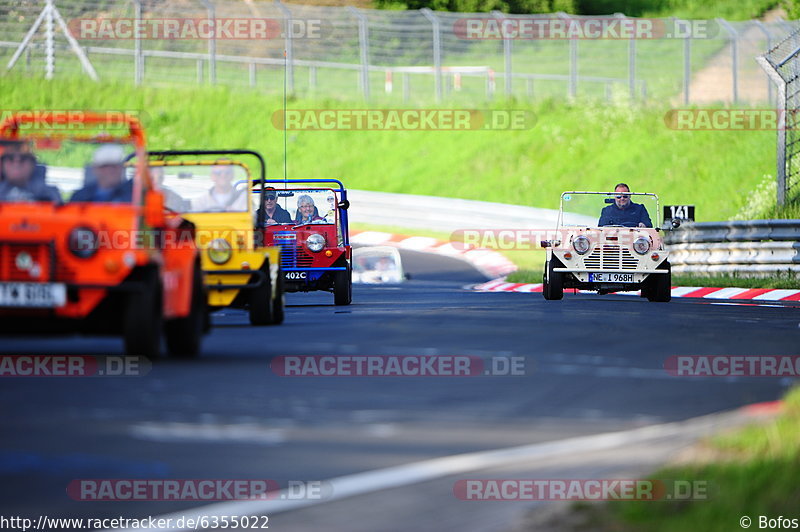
[568,386,800,531]
[3,76,776,223]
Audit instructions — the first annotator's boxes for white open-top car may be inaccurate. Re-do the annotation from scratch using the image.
[542,191,679,302]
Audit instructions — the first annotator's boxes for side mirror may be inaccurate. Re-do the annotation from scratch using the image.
[338,199,350,210]
[670,217,682,229]
[540,240,552,248]
[144,190,166,228]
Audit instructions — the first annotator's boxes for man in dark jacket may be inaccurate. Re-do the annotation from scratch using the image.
[70,144,133,203]
[262,188,292,225]
[598,183,652,228]
[0,152,61,203]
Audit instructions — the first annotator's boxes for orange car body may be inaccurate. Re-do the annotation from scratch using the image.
[0,112,198,335]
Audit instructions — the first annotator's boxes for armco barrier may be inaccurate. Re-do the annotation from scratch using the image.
[665,220,800,274]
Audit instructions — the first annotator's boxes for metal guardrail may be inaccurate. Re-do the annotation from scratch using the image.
[665,220,800,274]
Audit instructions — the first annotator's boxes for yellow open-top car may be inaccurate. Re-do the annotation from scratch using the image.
[143,150,284,325]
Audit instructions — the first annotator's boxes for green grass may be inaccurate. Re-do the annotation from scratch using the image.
[577,0,779,20]
[592,386,800,532]
[2,76,781,223]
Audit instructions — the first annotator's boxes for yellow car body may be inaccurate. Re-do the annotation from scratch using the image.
[149,157,283,325]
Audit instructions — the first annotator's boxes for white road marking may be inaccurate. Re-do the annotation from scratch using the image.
[110,409,753,531]
[129,422,286,445]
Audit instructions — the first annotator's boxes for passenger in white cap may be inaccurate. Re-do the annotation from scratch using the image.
[70,144,133,203]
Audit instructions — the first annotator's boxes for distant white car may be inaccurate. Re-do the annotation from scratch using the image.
[541,191,679,302]
[353,246,405,284]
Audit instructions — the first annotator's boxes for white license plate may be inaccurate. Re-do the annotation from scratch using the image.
[589,273,636,283]
[0,283,67,307]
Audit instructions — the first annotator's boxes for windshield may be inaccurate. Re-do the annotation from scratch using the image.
[151,163,251,214]
[262,188,338,226]
[0,139,139,205]
[558,192,659,229]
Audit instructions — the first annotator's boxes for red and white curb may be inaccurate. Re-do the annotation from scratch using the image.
[474,279,800,303]
[351,230,517,278]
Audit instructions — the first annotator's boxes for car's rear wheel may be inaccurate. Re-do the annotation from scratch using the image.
[647,261,671,302]
[165,263,205,358]
[123,268,162,358]
[542,258,564,301]
[248,262,274,325]
[334,262,352,306]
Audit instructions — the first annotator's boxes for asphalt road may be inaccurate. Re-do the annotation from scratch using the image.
[0,249,797,528]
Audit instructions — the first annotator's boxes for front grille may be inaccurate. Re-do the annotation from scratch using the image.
[274,232,314,269]
[583,245,638,270]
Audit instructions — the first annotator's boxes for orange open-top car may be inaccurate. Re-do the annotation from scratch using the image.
[0,112,206,357]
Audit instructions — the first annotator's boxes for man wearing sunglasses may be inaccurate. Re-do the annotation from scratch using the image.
[261,187,291,225]
[598,183,652,228]
[0,151,61,203]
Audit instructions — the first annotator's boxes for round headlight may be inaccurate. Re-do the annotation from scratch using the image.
[306,233,326,253]
[572,235,590,255]
[633,236,651,255]
[207,238,232,264]
[68,227,98,259]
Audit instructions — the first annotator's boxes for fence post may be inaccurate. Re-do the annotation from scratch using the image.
[309,66,317,94]
[557,12,577,99]
[717,18,738,104]
[276,0,294,94]
[133,0,143,85]
[197,59,204,83]
[200,0,216,84]
[45,0,54,80]
[614,13,636,100]
[753,20,773,105]
[492,11,512,98]
[347,6,370,102]
[756,54,787,206]
[402,73,410,103]
[421,8,442,103]
[682,19,691,105]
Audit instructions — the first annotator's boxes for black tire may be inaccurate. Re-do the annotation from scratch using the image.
[123,268,162,358]
[248,262,274,325]
[542,258,564,301]
[334,262,352,306]
[271,269,285,325]
[165,264,205,358]
[647,261,672,302]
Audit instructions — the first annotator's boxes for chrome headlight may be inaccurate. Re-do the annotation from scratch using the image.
[572,235,590,255]
[208,238,232,264]
[68,227,98,259]
[633,236,651,255]
[306,233,326,253]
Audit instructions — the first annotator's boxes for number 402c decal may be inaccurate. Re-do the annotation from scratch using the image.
[285,271,307,280]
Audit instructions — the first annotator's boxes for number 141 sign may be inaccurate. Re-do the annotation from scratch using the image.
[664,205,695,222]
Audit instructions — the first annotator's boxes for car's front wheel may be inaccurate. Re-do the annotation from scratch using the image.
[646,261,671,302]
[542,258,564,301]
[334,262,352,306]
[123,268,163,358]
[165,263,205,358]
[248,263,274,325]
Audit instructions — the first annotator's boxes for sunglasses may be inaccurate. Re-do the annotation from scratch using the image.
[616,195,630,199]
[2,154,34,164]
[265,195,277,201]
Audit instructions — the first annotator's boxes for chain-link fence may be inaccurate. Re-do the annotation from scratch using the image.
[760,27,800,206]
[1,0,797,105]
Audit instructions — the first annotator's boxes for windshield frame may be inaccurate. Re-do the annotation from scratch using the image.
[557,191,661,229]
